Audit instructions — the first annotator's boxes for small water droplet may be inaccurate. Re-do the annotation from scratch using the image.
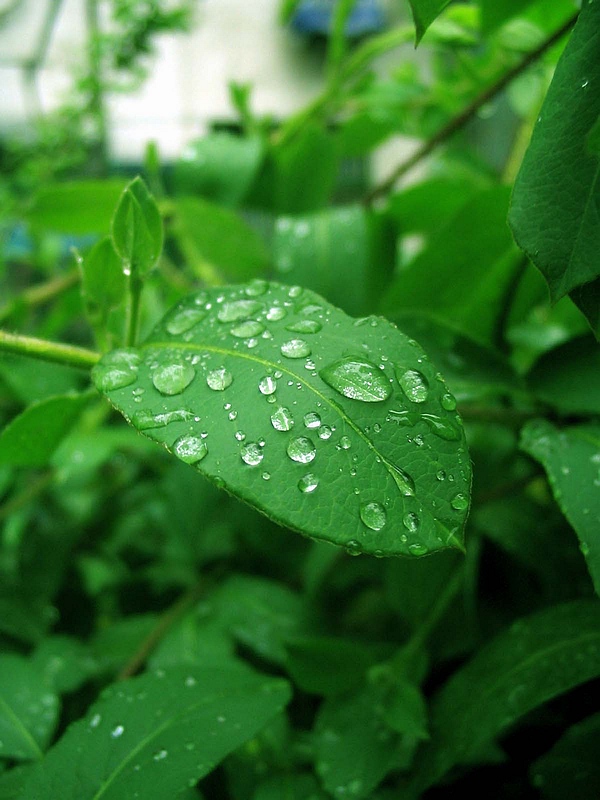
[403,512,420,533]
[152,361,195,395]
[111,725,125,738]
[298,473,319,493]
[397,368,429,403]
[217,299,263,322]
[240,442,264,466]
[436,469,446,481]
[173,435,208,465]
[441,392,457,411]
[390,464,415,496]
[228,410,237,421]
[346,540,362,556]
[258,375,277,395]
[93,349,140,392]
[338,435,352,450]
[288,285,303,297]
[271,406,295,431]
[451,492,469,511]
[184,676,197,687]
[90,713,101,728]
[230,319,265,338]
[262,471,271,481]
[245,279,268,296]
[166,307,206,334]
[318,425,333,440]
[422,414,460,441]
[234,430,246,442]
[266,306,287,321]
[132,408,194,430]
[408,543,428,556]
[153,749,168,761]
[206,367,233,391]
[287,436,316,463]
[281,338,311,358]
[320,357,391,402]
[360,502,387,531]
[304,411,321,429]
[285,319,322,334]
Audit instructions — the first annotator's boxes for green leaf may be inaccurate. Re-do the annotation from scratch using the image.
[520,420,600,595]
[31,636,97,694]
[410,600,600,793]
[0,393,90,467]
[407,0,453,42]
[174,133,264,207]
[172,197,270,282]
[479,0,537,33]
[272,206,395,316]
[27,180,125,234]
[527,335,600,415]
[570,277,600,339]
[0,655,59,761]
[531,712,600,800]
[79,237,126,350]
[273,124,339,213]
[112,176,163,276]
[509,2,600,304]
[254,773,328,800]
[92,281,471,558]
[18,665,291,800]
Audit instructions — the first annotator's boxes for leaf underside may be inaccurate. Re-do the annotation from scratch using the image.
[92,281,471,558]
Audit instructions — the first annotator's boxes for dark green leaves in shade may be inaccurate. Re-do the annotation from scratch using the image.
[0,393,89,467]
[27,180,125,234]
[521,420,600,595]
[509,2,600,326]
[111,177,163,276]
[407,0,453,42]
[410,600,600,794]
[531,713,600,800]
[479,0,536,33]
[527,335,600,415]
[273,124,339,213]
[92,281,471,558]
[18,665,291,800]
[174,133,263,207]
[273,206,394,316]
[0,655,59,761]
[79,237,126,350]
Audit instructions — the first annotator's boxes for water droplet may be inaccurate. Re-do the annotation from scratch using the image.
[320,358,391,402]
[408,543,428,556]
[346,540,362,556]
[111,725,125,738]
[288,285,303,297]
[304,411,321,429]
[94,349,141,392]
[389,464,415,496]
[338,435,351,450]
[359,502,387,531]
[266,306,287,321]
[318,425,333,440]
[262,471,271,481]
[403,512,420,533]
[173,435,208,465]
[217,299,263,322]
[230,319,265,338]
[281,339,311,358]
[386,409,418,427]
[240,442,264,466]
[285,319,322,334]
[258,375,277,395]
[422,414,460,441]
[396,368,429,403]
[206,367,233,391]
[166,307,206,334]
[234,430,246,442]
[436,469,446,481]
[228,410,237,421]
[271,406,295,431]
[153,749,168,761]
[152,361,195,396]
[132,408,194,430]
[90,713,101,728]
[451,492,468,511]
[245,279,268,296]
[298,473,319,493]
[441,392,457,411]
[287,436,316,463]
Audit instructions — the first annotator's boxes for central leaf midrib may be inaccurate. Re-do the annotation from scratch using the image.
[142,339,407,499]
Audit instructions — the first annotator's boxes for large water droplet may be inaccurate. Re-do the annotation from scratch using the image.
[206,367,233,391]
[403,512,420,533]
[240,442,264,466]
[217,299,263,322]
[451,492,469,511]
[397,369,429,403]
[285,319,322,334]
[132,408,195,430]
[298,473,319,493]
[173,435,208,464]
[422,414,460,441]
[281,339,311,359]
[230,320,265,338]
[258,375,277,395]
[318,425,333,440]
[359,502,387,531]
[389,464,415,496]
[94,349,140,392]
[152,361,195,395]
[304,411,321,429]
[166,307,206,335]
[287,436,316,463]
[320,358,391,402]
[441,392,457,411]
[271,406,294,431]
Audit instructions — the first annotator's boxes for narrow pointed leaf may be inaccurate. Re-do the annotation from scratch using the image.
[92,281,471,557]
[19,666,291,800]
[407,0,453,42]
[112,177,163,275]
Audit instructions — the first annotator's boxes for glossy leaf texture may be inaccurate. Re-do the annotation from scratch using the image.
[409,600,600,794]
[521,420,600,595]
[19,665,291,800]
[509,1,600,321]
[92,281,471,558]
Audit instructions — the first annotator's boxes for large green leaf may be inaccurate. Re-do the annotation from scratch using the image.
[407,0,453,42]
[521,420,600,595]
[19,665,291,800]
[509,2,600,307]
[27,180,125,235]
[92,281,471,558]
[527,335,600,415]
[0,655,59,761]
[409,600,600,794]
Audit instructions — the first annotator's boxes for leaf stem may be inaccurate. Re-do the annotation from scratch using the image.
[0,329,100,370]
[124,271,142,347]
[365,12,579,203]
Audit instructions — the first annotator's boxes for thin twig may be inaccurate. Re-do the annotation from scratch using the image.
[0,329,100,370]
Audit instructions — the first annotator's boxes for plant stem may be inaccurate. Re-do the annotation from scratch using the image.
[0,269,79,324]
[365,12,579,203]
[0,330,100,370]
[124,272,142,347]
[326,0,357,79]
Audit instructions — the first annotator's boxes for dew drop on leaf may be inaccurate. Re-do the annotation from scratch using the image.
[245,279,268,296]
[421,413,460,441]
[258,375,277,395]
[318,425,333,440]
[441,392,457,411]
[173,435,208,464]
[132,408,195,430]
[206,367,233,391]
[111,725,125,738]
[285,319,322,334]
[389,464,416,496]
[451,492,469,511]
[230,320,265,338]
[217,299,263,322]
[338,435,352,450]
[271,406,295,431]
[408,543,428,556]
[287,436,316,463]
[152,361,195,395]
[319,357,391,402]
[397,368,429,403]
[166,307,206,334]
[403,512,420,532]
[346,540,363,556]
[240,442,264,466]
[298,473,319,493]
[94,365,138,392]
[266,306,287,321]
[303,411,321,429]
[281,339,311,359]
[359,502,387,531]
